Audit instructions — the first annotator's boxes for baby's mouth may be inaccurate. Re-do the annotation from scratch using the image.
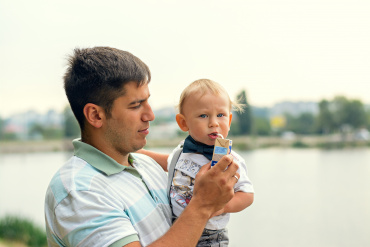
[208,133,219,139]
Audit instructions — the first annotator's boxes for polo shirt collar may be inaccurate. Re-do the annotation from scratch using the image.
[72,138,135,176]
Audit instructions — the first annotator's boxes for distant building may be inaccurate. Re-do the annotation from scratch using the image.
[2,109,64,140]
[153,106,177,118]
[147,122,179,140]
[42,109,64,127]
[269,101,318,117]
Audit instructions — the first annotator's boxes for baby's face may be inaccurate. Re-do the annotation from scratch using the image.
[182,91,232,146]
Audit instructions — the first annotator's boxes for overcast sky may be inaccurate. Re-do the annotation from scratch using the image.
[1,0,369,118]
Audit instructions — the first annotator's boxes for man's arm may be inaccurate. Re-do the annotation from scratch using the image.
[124,155,239,247]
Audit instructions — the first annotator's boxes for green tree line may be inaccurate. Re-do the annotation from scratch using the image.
[232,93,370,136]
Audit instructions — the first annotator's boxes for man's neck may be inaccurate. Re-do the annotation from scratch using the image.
[81,134,131,167]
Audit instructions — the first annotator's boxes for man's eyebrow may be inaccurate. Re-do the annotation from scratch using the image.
[128,95,150,105]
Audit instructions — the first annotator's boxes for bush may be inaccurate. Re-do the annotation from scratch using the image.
[291,141,309,148]
[0,215,47,247]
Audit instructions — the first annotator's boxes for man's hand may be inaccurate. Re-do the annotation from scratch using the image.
[146,154,240,247]
[191,154,240,219]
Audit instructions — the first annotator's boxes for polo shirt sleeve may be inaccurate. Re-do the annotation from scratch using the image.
[109,235,139,247]
[53,190,139,247]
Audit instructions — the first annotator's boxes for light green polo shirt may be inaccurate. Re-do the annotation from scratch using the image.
[45,139,172,247]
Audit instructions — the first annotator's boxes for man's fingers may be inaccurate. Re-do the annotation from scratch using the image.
[231,173,240,184]
[196,162,212,177]
[211,155,240,187]
[212,155,234,171]
[219,155,239,177]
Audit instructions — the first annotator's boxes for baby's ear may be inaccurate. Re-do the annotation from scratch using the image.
[229,112,233,127]
[229,113,233,128]
[176,114,189,131]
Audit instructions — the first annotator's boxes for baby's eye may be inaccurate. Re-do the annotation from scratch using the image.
[217,113,225,117]
[199,114,207,118]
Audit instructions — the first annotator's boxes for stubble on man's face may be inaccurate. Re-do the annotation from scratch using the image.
[103,82,153,157]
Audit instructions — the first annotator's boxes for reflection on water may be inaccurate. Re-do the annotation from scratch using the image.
[0,148,369,247]
[0,151,72,227]
[228,148,370,247]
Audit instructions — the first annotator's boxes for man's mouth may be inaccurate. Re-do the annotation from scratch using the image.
[139,127,150,134]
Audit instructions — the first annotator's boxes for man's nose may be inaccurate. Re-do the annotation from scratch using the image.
[142,102,155,122]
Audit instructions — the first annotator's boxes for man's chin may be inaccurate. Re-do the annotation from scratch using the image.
[132,140,147,153]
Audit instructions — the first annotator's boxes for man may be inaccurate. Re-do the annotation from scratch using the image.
[45,47,240,247]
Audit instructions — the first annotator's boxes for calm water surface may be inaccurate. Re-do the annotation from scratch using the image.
[0,148,369,247]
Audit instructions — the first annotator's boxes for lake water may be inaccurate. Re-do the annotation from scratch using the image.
[0,148,369,247]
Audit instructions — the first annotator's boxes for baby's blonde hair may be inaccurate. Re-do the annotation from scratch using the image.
[178,79,244,114]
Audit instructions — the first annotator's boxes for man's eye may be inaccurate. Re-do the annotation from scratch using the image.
[132,104,141,109]
[217,113,224,117]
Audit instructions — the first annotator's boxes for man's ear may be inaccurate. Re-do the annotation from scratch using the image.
[228,113,233,129]
[83,103,105,128]
[176,114,189,131]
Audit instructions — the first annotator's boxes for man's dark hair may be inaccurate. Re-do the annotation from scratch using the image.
[63,47,151,131]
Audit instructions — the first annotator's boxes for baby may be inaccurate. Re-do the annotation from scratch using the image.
[142,79,254,246]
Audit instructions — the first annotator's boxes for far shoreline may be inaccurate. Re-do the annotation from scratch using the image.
[0,135,369,154]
